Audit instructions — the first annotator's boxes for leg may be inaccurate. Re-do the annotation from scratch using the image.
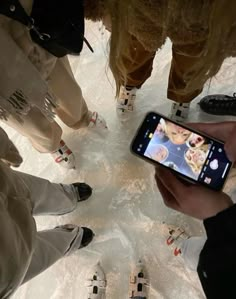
[22,226,84,284]
[3,107,62,153]
[103,14,155,113]
[168,42,206,103]
[15,170,78,215]
[0,164,93,293]
[181,236,207,271]
[102,14,155,88]
[15,172,94,284]
[10,169,93,283]
[3,108,75,168]
[123,36,156,88]
[168,42,207,121]
[49,57,107,129]
[116,36,156,113]
[48,57,91,129]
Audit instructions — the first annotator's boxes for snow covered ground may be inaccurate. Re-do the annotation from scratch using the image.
[5,21,236,298]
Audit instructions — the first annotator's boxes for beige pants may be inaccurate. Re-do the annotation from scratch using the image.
[103,14,207,103]
[4,57,90,153]
[121,38,207,103]
[0,161,83,297]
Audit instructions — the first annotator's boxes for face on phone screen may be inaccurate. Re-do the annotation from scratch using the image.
[131,113,232,190]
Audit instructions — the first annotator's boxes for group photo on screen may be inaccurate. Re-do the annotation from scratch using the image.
[144,118,212,180]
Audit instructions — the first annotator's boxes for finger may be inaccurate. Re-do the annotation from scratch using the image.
[188,122,236,162]
[187,122,232,141]
[155,175,180,211]
[225,140,236,162]
[155,167,186,201]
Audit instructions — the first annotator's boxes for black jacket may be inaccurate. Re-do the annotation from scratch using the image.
[197,204,236,299]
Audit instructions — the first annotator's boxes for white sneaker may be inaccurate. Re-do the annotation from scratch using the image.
[88,111,107,129]
[51,140,75,169]
[165,225,190,256]
[117,86,137,114]
[129,260,149,299]
[169,102,190,122]
[86,262,106,299]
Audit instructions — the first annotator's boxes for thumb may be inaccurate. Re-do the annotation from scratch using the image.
[188,122,234,142]
[224,140,236,162]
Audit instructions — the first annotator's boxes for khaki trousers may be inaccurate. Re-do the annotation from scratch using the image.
[124,38,209,103]
[16,171,82,286]
[4,57,90,153]
[122,36,156,89]
[0,163,83,298]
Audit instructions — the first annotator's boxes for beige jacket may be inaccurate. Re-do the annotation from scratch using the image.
[0,128,36,298]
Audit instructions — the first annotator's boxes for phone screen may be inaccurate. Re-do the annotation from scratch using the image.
[131,112,232,190]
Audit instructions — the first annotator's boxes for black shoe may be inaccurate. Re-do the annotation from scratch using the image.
[55,225,95,250]
[72,182,93,201]
[199,93,236,116]
[80,227,94,248]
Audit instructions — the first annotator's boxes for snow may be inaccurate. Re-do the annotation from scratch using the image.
[5,21,236,298]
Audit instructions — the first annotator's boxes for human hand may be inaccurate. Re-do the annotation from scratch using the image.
[155,167,233,220]
[188,122,236,162]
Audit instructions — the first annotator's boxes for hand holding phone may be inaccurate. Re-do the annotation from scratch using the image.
[131,112,233,191]
[155,166,233,220]
[187,122,236,163]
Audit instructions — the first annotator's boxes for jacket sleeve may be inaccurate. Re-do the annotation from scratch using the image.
[0,127,23,167]
[197,204,236,299]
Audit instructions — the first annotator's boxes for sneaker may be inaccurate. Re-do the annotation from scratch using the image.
[88,112,107,129]
[52,140,75,169]
[199,93,236,116]
[86,262,106,299]
[165,225,190,256]
[129,260,149,299]
[169,102,190,122]
[72,182,93,202]
[117,86,137,114]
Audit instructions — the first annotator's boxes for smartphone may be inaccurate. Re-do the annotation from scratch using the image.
[131,112,232,191]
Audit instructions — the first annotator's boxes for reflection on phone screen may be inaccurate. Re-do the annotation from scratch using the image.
[134,114,232,190]
[144,117,211,181]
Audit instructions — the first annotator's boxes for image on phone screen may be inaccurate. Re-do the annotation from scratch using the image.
[131,112,232,190]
